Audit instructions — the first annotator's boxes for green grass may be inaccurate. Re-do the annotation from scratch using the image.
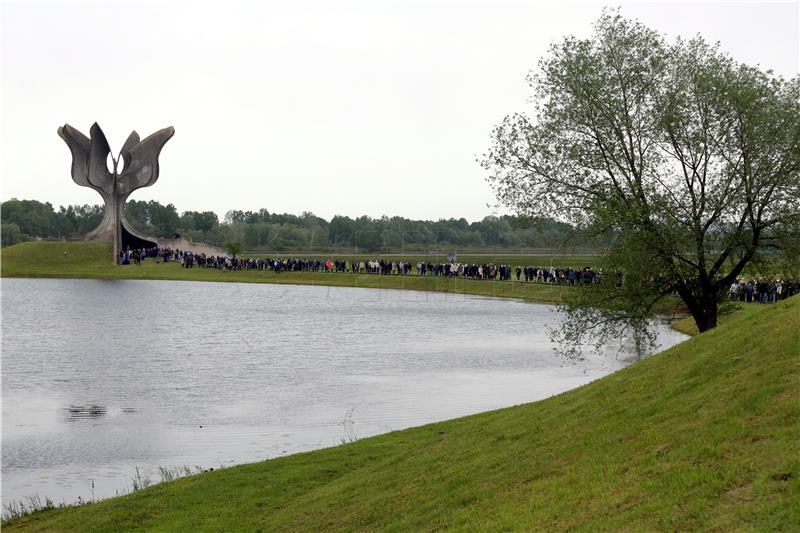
[3,281,798,530]
[0,242,577,304]
[670,304,763,336]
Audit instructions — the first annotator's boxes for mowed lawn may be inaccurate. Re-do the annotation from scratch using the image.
[0,242,580,304]
[3,285,798,530]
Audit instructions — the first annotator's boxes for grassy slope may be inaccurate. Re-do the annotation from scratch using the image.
[0,242,581,304]
[5,295,798,531]
[670,305,762,336]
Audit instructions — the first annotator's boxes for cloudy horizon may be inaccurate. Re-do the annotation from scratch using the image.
[2,0,798,222]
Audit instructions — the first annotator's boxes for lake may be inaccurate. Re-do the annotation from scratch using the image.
[1,278,687,504]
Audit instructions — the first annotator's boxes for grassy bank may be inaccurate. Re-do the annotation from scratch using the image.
[0,242,584,304]
[670,304,765,336]
[4,292,798,531]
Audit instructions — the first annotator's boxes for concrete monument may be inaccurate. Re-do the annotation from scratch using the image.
[58,123,174,262]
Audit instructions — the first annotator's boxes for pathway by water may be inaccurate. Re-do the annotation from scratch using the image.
[1,278,687,504]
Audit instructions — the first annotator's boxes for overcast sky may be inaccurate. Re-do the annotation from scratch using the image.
[2,0,798,222]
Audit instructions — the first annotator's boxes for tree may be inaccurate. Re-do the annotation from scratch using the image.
[224,210,246,225]
[179,212,196,232]
[329,215,356,247]
[482,11,800,338]
[148,202,180,238]
[124,200,151,232]
[60,204,104,236]
[1,199,56,237]
[223,239,241,257]
[242,224,262,249]
[1,223,29,247]
[182,210,219,233]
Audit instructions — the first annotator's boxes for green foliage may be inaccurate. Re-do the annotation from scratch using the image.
[0,199,105,241]
[3,296,798,531]
[57,204,105,236]
[186,210,219,233]
[124,200,180,238]
[1,199,56,236]
[1,223,29,247]
[4,196,602,253]
[223,240,241,257]
[483,10,800,334]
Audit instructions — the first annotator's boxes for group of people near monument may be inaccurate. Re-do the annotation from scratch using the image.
[120,247,605,285]
[117,246,798,303]
[117,246,175,265]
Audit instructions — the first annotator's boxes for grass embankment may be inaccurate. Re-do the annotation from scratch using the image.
[0,242,591,304]
[5,294,799,531]
[670,305,765,336]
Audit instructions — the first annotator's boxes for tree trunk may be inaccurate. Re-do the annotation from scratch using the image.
[694,298,718,333]
[676,283,719,334]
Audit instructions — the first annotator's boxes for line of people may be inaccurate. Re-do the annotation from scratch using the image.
[127,247,604,285]
[729,279,798,303]
[119,247,798,301]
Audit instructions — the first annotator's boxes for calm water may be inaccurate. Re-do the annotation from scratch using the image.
[1,278,687,504]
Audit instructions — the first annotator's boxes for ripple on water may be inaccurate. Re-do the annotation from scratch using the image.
[1,278,688,503]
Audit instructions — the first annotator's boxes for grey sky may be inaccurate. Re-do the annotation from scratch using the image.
[2,0,798,222]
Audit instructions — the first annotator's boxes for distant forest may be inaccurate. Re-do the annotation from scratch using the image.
[1,199,604,253]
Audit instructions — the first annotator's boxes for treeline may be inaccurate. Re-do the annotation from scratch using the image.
[1,199,104,247]
[1,198,601,252]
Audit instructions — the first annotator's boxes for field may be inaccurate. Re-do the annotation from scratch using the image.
[0,242,599,305]
[3,280,798,531]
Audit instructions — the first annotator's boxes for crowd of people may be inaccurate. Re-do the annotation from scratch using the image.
[728,278,799,303]
[119,247,608,285]
[117,246,798,302]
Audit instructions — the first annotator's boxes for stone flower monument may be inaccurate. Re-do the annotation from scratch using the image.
[58,123,174,262]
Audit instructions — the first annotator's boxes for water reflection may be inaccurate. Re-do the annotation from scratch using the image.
[64,404,107,421]
[1,278,687,504]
